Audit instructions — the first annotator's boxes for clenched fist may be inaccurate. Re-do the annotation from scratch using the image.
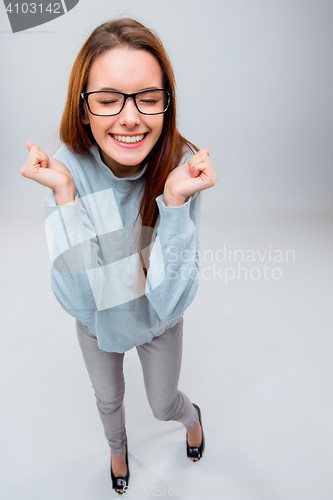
[20,142,77,205]
[163,149,217,207]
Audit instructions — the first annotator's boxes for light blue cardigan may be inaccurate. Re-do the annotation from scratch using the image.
[44,144,201,353]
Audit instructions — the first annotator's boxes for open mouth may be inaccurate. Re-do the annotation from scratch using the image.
[111,133,147,144]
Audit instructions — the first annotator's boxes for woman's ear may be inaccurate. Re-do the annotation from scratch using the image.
[81,103,90,125]
[81,110,90,125]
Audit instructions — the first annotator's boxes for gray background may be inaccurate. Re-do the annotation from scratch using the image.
[1,1,332,499]
[1,0,333,216]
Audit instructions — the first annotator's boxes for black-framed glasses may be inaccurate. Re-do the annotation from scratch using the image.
[81,89,173,117]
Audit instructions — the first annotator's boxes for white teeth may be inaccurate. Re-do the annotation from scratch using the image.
[113,134,145,143]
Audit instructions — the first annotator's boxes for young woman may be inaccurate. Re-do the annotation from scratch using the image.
[20,18,217,494]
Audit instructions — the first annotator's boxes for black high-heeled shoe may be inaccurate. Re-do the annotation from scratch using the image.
[187,403,205,461]
[110,446,130,494]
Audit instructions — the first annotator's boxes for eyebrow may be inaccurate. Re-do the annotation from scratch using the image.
[97,86,160,92]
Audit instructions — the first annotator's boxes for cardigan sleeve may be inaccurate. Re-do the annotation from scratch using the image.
[44,194,102,323]
[143,191,201,321]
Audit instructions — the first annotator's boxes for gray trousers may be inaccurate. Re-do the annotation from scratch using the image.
[76,318,199,455]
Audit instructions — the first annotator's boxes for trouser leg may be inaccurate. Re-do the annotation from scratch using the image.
[136,318,199,431]
[76,320,127,456]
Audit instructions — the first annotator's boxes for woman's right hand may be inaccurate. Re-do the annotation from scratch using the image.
[21,141,75,191]
[20,142,77,204]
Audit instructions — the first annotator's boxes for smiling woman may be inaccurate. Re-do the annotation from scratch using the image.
[20,17,217,494]
[80,47,165,177]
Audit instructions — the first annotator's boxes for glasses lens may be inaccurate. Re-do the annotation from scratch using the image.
[135,90,169,114]
[88,92,124,116]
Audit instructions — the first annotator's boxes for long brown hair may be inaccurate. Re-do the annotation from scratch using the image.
[60,18,197,233]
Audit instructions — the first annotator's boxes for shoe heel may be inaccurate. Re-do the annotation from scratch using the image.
[186,403,205,461]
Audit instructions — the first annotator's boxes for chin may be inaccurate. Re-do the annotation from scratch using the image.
[112,146,149,163]
[116,153,145,167]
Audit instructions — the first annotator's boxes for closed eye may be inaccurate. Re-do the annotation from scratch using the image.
[100,100,118,105]
[139,99,159,104]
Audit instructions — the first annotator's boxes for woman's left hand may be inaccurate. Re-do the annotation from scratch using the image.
[163,149,217,207]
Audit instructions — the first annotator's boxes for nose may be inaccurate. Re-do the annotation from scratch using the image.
[119,97,140,128]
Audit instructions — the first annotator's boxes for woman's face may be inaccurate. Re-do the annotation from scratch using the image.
[82,47,165,178]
